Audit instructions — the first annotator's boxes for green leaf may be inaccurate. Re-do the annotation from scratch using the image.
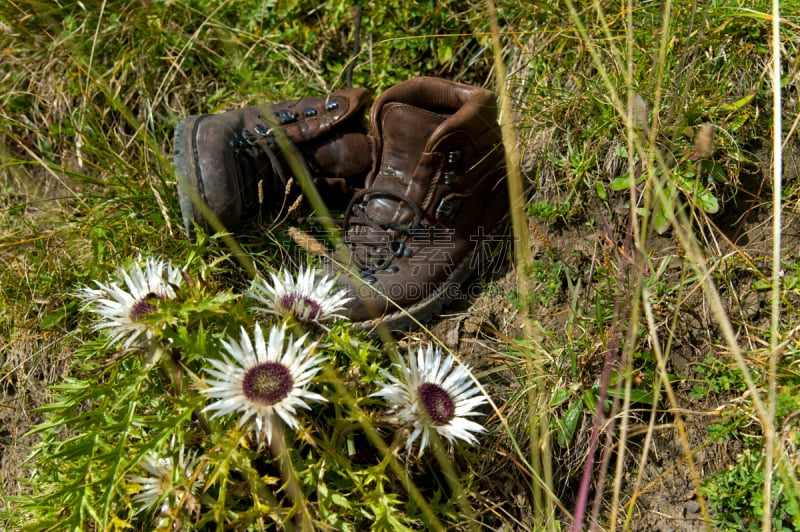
[696,187,720,213]
[753,279,772,290]
[704,161,728,183]
[556,400,583,446]
[652,201,671,234]
[331,493,352,509]
[610,175,632,191]
[595,180,608,200]
[550,388,570,407]
[437,45,453,64]
[607,388,654,405]
[728,112,749,133]
[719,94,753,111]
[40,301,77,330]
[582,388,598,413]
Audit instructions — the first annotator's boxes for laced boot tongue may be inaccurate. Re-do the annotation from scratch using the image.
[364,102,446,224]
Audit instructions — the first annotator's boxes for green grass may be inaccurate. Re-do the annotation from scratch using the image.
[2,0,800,530]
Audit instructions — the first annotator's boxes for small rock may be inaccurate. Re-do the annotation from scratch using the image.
[684,500,701,514]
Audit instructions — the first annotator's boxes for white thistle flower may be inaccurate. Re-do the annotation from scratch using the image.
[201,322,327,445]
[246,266,351,325]
[372,344,488,456]
[128,446,203,515]
[78,257,183,348]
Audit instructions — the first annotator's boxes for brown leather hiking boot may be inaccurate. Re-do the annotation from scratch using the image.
[174,88,373,237]
[327,77,508,331]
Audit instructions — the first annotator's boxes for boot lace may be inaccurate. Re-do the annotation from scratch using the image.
[342,188,424,278]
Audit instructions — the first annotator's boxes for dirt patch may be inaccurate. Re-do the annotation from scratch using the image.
[630,414,745,531]
[0,333,74,512]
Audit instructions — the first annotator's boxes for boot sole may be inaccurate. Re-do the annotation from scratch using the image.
[173,115,206,239]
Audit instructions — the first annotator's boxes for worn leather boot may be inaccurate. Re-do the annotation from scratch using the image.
[328,77,507,331]
[174,88,373,237]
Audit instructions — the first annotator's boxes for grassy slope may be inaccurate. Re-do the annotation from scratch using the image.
[1,0,799,530]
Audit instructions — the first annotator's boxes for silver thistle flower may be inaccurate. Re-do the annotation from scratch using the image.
[201,322,327,445]
[246,266,351,325]
[78,256,182,348]
[128,445,203,516]
[372,343,488,456]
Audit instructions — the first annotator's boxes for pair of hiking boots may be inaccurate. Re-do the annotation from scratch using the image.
[174,77,508,331]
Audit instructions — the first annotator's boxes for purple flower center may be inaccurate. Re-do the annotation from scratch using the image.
[418,382,456,425]
[242,362,294,406]
[130,292,163,322]
[280,293,321,322]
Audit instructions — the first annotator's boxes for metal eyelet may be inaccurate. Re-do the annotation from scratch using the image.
[361,271,377,284]
[241,129,258,145]
[325,101,339,112]
[303,108,317,117]
[436,198,459,217]
[254,124,271,136]
[273,109,297,124]
[443,171,456,185]
[389,240,413,258]
[447,150,461,164]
